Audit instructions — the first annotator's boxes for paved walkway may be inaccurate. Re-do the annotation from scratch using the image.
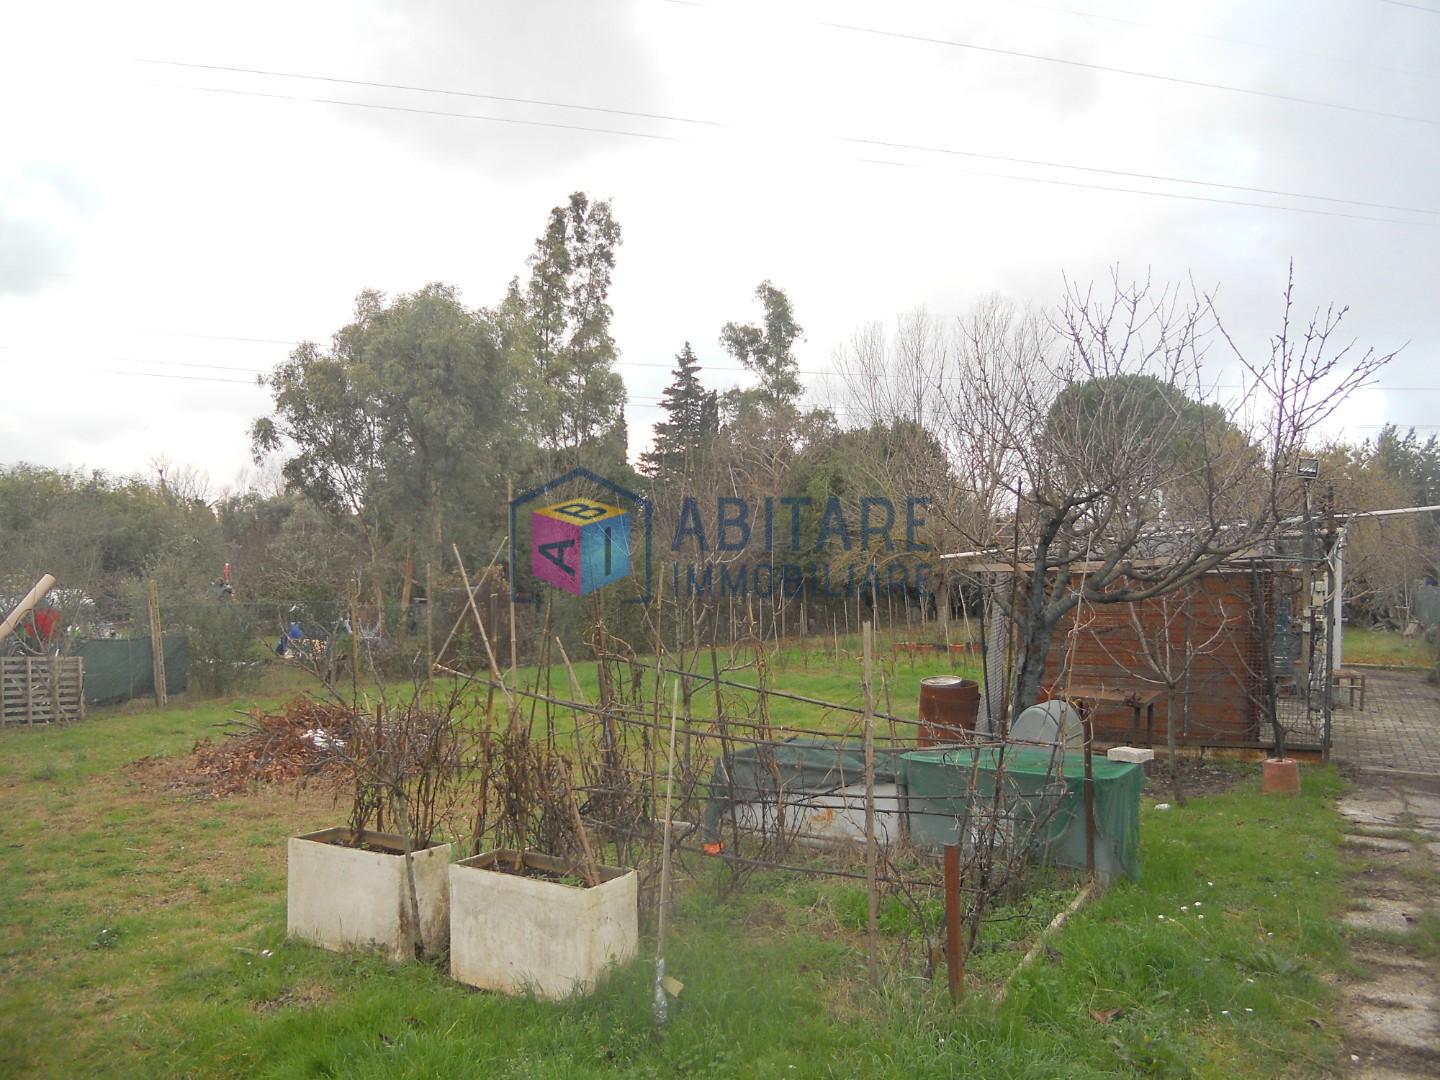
[1330,669,1440,775]
[1337,776,1440,1077]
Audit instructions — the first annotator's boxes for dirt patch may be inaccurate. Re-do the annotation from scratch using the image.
[254,982,335,1014]
[1141,758,1245,800]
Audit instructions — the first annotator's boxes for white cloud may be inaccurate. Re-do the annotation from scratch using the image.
[2,0,1436,482]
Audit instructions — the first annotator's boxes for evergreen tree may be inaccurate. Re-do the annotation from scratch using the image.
[720,281,803,414]
[640,343,717,479]
[520,192,628,471]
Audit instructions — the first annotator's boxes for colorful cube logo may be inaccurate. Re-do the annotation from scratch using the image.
[530,499,631,596]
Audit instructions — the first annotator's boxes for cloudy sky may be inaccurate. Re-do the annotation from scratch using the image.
[3,0,1437,493]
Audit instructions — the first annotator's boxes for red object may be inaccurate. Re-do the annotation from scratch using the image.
[222,562,232,583]
[702,842,724,856]
[29,608,61,642]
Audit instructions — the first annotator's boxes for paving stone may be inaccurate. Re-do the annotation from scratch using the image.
[1343,835,1414,853]
[1352,1067,1431,1080]
[1331,671,1440,775]
[1343,899,1423,933]
[1346,1001,1440,1056]
[1402,793,1440,817]
[1347,973,1438,1011]
[1351,947,1430,972]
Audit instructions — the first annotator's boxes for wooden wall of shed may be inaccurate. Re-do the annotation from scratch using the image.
[1040,572,1264,746]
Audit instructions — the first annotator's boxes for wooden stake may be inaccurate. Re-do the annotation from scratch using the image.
[506,478,518,681]
[147,579,168,707]
[944,842,965,1003]
[862,620,878,989]
[654,681,680,1025]
[348,579,360,703]
[424,561,434,697]
[1083,708,1096,877]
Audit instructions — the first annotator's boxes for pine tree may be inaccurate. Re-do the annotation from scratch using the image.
[640,343,718,479]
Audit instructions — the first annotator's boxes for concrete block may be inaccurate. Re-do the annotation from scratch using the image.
[1107,746,1155,764]
[450,850,638,1000]
[287,828,451,962]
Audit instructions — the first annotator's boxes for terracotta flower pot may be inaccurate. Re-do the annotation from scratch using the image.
[1261,758,1301,795]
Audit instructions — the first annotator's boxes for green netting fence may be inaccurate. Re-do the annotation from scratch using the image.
[76,637,188,706]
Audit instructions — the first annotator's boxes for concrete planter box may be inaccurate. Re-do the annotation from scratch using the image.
[450,850,637,1000]
[287,827,451,961]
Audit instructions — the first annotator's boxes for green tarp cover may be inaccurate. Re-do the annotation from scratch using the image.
[698,739,1142,881]
[700,738,904,842]
[902,747,1142,880]
[76,637,188,705]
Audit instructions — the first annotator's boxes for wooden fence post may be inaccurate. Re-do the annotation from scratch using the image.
[944,842,965,1003]
[862,620,879,989]
[147,579,168,707]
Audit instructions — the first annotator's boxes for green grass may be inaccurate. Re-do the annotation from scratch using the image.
[1341,626,1436,668]
[0,660,1368,1078]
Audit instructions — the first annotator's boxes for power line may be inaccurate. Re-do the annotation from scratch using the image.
[94,368,262,386]
[1378,0,1440,12]
[141,58,1440,219]
[154,84,689,144]
[135,57,731,129]
[140,329,300,345]
[148,82,1436,229]
[994,0,1437,82]
[818,19,1440,128]
[68,353,1440,392]
[131,358,269,373]
[842,134,1439,218]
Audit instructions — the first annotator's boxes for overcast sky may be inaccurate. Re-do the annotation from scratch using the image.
[3,0,1437,493]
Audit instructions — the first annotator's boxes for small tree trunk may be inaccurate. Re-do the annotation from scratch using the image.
[1166,687,1186,807]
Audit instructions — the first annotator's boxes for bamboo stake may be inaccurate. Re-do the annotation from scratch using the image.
[452,544,512,708]
[433,537,505,669]
[862,620,878,989]
[654,681,680,1025]
[565,768,602,888]
[1001,881,1097,1000]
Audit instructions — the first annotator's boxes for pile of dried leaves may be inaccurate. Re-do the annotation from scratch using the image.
[133,697,356,798]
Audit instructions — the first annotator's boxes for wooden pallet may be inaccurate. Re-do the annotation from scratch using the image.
[0,656,85,725]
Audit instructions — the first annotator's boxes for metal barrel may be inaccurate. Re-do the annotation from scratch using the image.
[918,676,980,746]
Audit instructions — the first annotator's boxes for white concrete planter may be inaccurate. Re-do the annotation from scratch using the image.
[450,850,638,1000]
[287,827,451,962]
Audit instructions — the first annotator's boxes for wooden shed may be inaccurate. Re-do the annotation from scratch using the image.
[1038,570,1269,748]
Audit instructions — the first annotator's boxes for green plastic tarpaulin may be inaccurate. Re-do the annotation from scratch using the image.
[902,746,1142,880]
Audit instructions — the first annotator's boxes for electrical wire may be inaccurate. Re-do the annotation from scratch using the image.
[135,57,730,129]
[163,83,689,144]
[817,19,1440,128]
[139,58,1440,219]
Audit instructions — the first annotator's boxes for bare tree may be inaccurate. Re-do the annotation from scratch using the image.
[937,265,1393,722]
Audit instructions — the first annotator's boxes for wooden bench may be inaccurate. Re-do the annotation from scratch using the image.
[1333,669,1366,711]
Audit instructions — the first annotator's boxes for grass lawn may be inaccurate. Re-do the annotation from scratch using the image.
[0,657,1362,1078]
[1341,626,1436,668]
